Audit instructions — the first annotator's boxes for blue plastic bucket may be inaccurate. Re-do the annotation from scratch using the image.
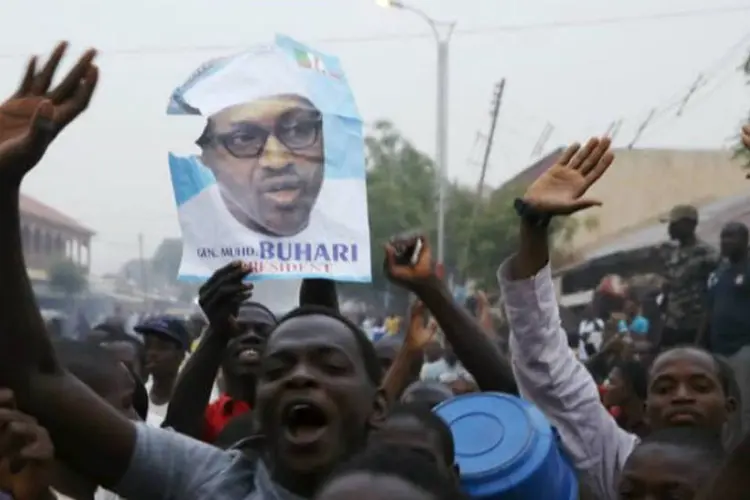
[434,392,578,499]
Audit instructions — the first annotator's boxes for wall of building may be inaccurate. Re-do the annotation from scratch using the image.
[562,148,747,254]
[21,215,91,278]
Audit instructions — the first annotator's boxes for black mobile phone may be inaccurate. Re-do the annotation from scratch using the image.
[393,237,423,267]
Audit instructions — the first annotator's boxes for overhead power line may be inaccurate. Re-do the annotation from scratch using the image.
[0,5,748,60]
[614,28,750,146]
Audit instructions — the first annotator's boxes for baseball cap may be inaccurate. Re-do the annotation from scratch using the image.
[659,204,698,223]
[134,315,190,351]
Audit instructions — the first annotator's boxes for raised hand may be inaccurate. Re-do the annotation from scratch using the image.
[0,42,98,186]
[475,290,489,309]
[523,137,614,215]
[0,389,54,500]
[405,300,436,351]
[383,234,435,291]
[742,124,750,151]
[198,262,253,334]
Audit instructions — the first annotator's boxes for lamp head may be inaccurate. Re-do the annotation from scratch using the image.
[376,0,404,8]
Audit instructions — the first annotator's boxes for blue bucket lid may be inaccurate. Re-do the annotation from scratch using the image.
[434,392,577,500]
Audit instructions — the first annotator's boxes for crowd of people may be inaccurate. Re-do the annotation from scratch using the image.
[0,41,749,500]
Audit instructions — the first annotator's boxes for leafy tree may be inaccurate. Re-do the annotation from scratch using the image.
[119,258,142,283]
[151,238,182,284]
[117,238,197,301]
[362,121,436,296]
[350,120,579,304]
[48,259,87,297]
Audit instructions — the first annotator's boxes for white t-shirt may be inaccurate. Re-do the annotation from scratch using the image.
[144,378,169,428]
[420,359,450,381]
[438,364,475,384]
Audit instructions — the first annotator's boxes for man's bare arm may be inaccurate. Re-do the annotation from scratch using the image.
[0,43,135,488]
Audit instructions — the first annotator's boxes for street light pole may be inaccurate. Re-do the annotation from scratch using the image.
[377,0,455,266]
[434,26,454,267]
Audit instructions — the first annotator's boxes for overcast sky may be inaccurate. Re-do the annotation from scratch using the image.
[2,0,749,274]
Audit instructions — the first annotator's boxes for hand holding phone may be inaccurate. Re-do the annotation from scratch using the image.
[384,234,434,290]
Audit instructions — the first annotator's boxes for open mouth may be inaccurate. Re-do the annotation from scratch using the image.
[281,401,329,446]
[237,348,260,364]
[264,189,301,205]
[262,179,303,205]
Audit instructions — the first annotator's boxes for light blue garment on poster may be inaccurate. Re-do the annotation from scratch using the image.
[165,35,371,283]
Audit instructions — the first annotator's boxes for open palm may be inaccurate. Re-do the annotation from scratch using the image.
[0,42,98,184]
[523,137,614,215]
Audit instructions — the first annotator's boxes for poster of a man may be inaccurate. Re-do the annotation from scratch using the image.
[166,35,371,282]
[196,93,325,237]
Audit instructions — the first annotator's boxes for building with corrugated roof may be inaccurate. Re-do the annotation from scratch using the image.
[558,190,750,298]
[20,194,93,280]
[506,147,748,308]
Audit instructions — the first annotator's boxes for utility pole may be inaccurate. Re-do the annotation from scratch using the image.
[628,108,656,149]
[676,74,704,116]
[530,122,554,158]
[376,0,455,268]
[611,120,623,141]
[458,79,505,277]
[604,120,616,137]
[475,79,504,201]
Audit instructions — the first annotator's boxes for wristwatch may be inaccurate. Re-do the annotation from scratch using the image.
[513,198,552,228]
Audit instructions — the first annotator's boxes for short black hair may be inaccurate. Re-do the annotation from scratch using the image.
[400,381,454,408]
[276,305,382,385]
[299,278,339,312]
[633,426,725,465]
[613,359,648,401]
[386,402,455,466]
[322,444,467,500]
[654,345,735,397]
[91,323,147,369]
[721,221,749,238]
[67,336,147,419]
[53,338,124,397]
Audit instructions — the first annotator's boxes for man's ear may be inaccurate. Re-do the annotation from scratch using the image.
[368,387,389,431]
[642,400,652,426]
[726,395,738,414]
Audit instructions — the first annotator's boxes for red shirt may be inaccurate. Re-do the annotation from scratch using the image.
[202,395,251,443]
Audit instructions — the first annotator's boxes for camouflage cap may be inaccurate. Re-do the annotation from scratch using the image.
[659,204,698,223]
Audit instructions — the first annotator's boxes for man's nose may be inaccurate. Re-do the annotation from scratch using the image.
[671,383,696,403]
[238,333,263,349]
[260,134,292,169]
[285,363,317,389]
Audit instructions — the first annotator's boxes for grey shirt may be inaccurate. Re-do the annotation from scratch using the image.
[498,260,638,500]
[114,423,305,500]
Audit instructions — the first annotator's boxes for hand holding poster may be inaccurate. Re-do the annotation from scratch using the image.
[166,35,371,282]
